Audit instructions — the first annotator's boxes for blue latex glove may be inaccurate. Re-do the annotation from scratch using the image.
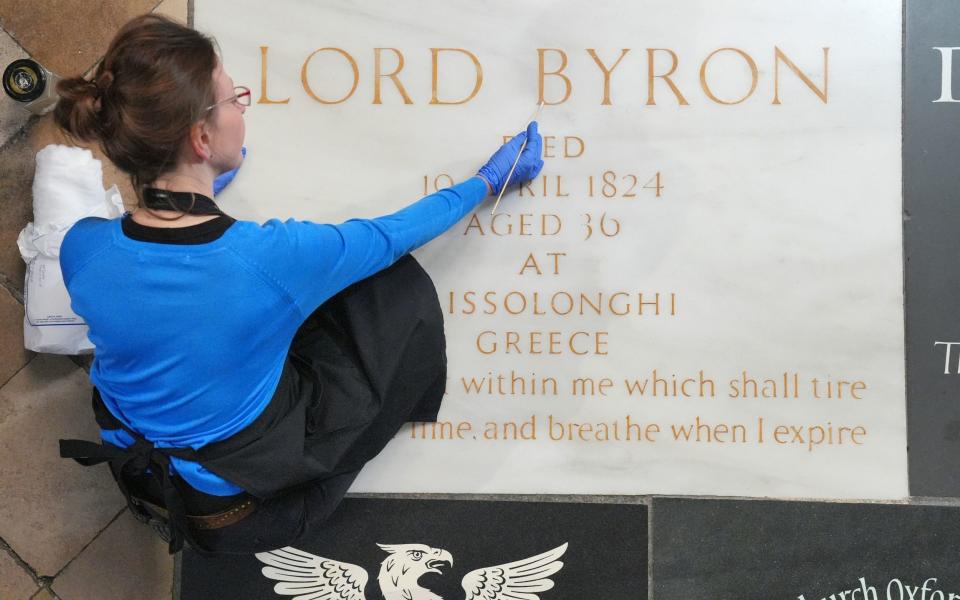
[477,121,543,195]
[213,146,246,196]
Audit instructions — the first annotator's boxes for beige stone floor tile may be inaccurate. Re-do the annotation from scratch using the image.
[0,285,33,388]
[0,546,39,599]
[30,587,56,600]
[0,0,161,79]
[0,28,32,148]
[0,354,125,577]
[51,511,173,600]
[0,123,37,292]
[152,0,188,23]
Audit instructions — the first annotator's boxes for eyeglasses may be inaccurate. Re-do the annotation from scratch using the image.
[205,86,251,111]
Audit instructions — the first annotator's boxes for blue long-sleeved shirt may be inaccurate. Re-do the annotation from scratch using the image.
[60,177,488,495]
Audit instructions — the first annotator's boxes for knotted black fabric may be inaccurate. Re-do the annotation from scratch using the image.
[60,253,447,554]
[59,416,202,554]
[142,187,224,215]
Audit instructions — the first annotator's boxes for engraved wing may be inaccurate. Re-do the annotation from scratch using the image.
[255,546,368,600]
[461,542,568,600]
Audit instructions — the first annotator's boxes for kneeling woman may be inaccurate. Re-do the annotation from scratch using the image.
[55,14,543,554]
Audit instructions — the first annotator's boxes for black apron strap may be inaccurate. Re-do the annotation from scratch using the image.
[59,390,210,555]
[58,438,121,466]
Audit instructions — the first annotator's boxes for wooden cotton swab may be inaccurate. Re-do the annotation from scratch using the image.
[490,100,545,215]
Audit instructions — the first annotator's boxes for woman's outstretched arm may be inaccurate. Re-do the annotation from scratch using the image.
[248,123,543,317]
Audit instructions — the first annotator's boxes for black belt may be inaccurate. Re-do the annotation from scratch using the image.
[139,496,257,531]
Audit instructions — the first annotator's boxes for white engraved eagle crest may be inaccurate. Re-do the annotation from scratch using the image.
[255,541,569,600]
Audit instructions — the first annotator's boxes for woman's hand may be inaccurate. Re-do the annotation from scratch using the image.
[477,121,544,196]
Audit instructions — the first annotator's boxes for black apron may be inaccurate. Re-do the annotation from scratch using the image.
[60,190,447,554]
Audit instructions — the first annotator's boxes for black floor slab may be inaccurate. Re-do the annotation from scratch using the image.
[904,0,960,496]
[180,497,647,600]
[651,498,960,600]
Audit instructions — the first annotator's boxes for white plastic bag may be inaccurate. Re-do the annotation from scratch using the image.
[18,144,124,354]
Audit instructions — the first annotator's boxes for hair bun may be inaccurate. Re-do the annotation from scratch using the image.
[95,70,114,92]
[53,75,105,142]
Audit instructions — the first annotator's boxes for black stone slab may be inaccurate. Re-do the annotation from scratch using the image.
[651,497,960,599]
[180,497,647,600]
[905,0,960,496]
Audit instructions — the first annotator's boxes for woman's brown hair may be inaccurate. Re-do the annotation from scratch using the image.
[53,14,220,208]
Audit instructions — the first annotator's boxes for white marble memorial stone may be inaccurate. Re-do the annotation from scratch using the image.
[197,0,906,499]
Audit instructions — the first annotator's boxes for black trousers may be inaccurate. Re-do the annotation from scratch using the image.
[123,254,446,553]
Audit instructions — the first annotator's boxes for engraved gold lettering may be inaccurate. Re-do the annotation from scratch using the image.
[586,49,631,105]
[773,46,829,104]
[699,47,758,105]
[471,330,610,356]
[373,48,413,105]
[646,48,689,105]
[518,254,543,276]
[565,136,585,158]
[538,49,572,105]
[258,46,290,104]
[430,48,483,105]
[301,47,359,104]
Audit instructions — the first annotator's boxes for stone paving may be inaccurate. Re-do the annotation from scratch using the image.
[0,3,187,597]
